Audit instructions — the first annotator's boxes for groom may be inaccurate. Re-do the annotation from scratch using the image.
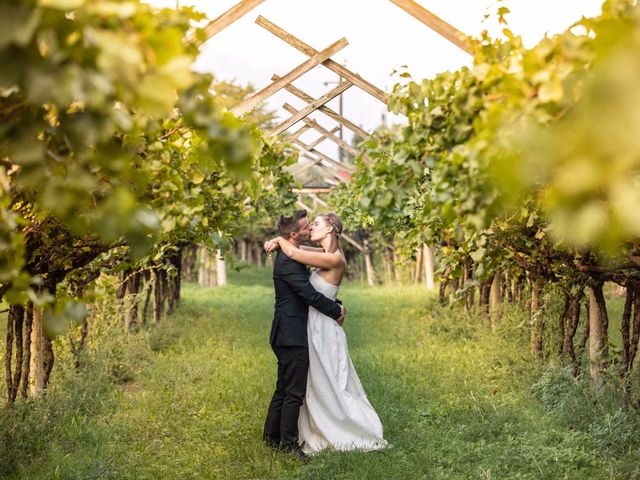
[263,210,345,461]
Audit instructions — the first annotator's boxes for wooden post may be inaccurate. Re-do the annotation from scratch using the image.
[388,0,472,54]
[240,238,247,262]
[423,245,435,291]
[414,246,423,283]
[232,37,349,116]
[216,250,227,286]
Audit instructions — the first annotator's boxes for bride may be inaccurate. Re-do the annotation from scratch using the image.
[266,213,387,454]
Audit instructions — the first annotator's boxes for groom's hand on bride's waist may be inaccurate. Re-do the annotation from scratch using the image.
[336,304,346,326]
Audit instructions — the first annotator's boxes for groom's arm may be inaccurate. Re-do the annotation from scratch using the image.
[280,261,342,320]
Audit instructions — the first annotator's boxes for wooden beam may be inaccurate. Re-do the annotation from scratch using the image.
[256,16,388,104]
[284,124,312,142]
[268,81,352,136]
[293,126,340,156]
[292,187,332,194]
[340,233,365,252]
[232,37,349,116]
[274,76,370,139]
[316,163,348,183]
[293,140,355,173]
[200,0,265,40]
[307,192,329,207]
[286,125,338,143]
[283,103,361,158]
[292,156,323,176]
[389,0,472,54]
[296,149,346,181]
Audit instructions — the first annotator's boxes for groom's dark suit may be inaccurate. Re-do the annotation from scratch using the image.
[263,250,342,450]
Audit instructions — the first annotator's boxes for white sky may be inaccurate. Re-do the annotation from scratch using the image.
[146,0,604,160]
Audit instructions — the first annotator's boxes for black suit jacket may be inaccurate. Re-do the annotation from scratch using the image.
[270,250,342,347]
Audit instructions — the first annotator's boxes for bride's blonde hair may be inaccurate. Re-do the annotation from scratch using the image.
[319,212,343,255]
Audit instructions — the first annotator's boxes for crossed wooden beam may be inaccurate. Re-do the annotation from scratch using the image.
[200,0,472,186]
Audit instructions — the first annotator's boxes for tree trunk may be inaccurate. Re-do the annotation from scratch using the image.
[381,251,391,285]
[463,256,473,308]
[254,242,263,267]
[363,239,376,286]
[29,304,46,395]
[563,291,582,375]
[198,246,206,286]
[578,299,590,364]
[558,291,571,357]
[11,305,24,404]
[621,285,634,374]
[167,275,176,315]
[588,285,604,385]
[172,248,182,306]
[21,303,33,399]
[439,270,449,305]
[124,271,141,332]
[390,246,401,283]
[246,239,253,265]
[629,285,640,370]
[506,274,515,303]
[141,271,152,325]
[424,245,435,291]
[6,306,15,405]
[73,317,89,370]
[43,336,54,389]
[181,244,197,282]
[153,269,163,324]
[592,282,609,359]
[530,278,544,362]
[5,305,25,406]
[479,276,492,314]
[490,271,502,332]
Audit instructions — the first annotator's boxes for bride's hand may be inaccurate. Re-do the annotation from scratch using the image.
[264,238,280,253]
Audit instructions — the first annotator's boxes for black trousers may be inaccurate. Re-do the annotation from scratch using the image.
[263,345,309,448]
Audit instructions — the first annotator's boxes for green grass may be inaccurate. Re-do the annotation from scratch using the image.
[2,267,639,479]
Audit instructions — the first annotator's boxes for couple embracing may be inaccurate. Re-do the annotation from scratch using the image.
[262,210,387,462]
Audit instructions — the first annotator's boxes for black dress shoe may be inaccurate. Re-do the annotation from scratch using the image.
[263,437,281,450]
[284,446,310,463]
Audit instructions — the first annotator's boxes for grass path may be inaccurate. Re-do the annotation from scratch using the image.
[6,267,631,479]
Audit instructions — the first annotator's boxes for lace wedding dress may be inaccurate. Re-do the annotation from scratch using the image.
[298,271,388,454]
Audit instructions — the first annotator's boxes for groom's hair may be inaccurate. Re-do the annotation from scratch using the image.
[278,209,307,238]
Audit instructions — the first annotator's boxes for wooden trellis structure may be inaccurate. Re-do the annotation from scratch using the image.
[201,0,471,286]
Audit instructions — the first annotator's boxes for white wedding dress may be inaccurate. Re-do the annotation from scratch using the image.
[298,271,387,454]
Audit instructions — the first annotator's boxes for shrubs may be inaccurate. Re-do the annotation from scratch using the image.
[532,366,640,460]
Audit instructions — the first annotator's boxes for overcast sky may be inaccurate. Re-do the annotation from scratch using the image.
[146,0,604,159]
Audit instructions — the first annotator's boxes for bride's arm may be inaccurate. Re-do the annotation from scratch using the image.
[274,236,344,269]
[299,245,323,252]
